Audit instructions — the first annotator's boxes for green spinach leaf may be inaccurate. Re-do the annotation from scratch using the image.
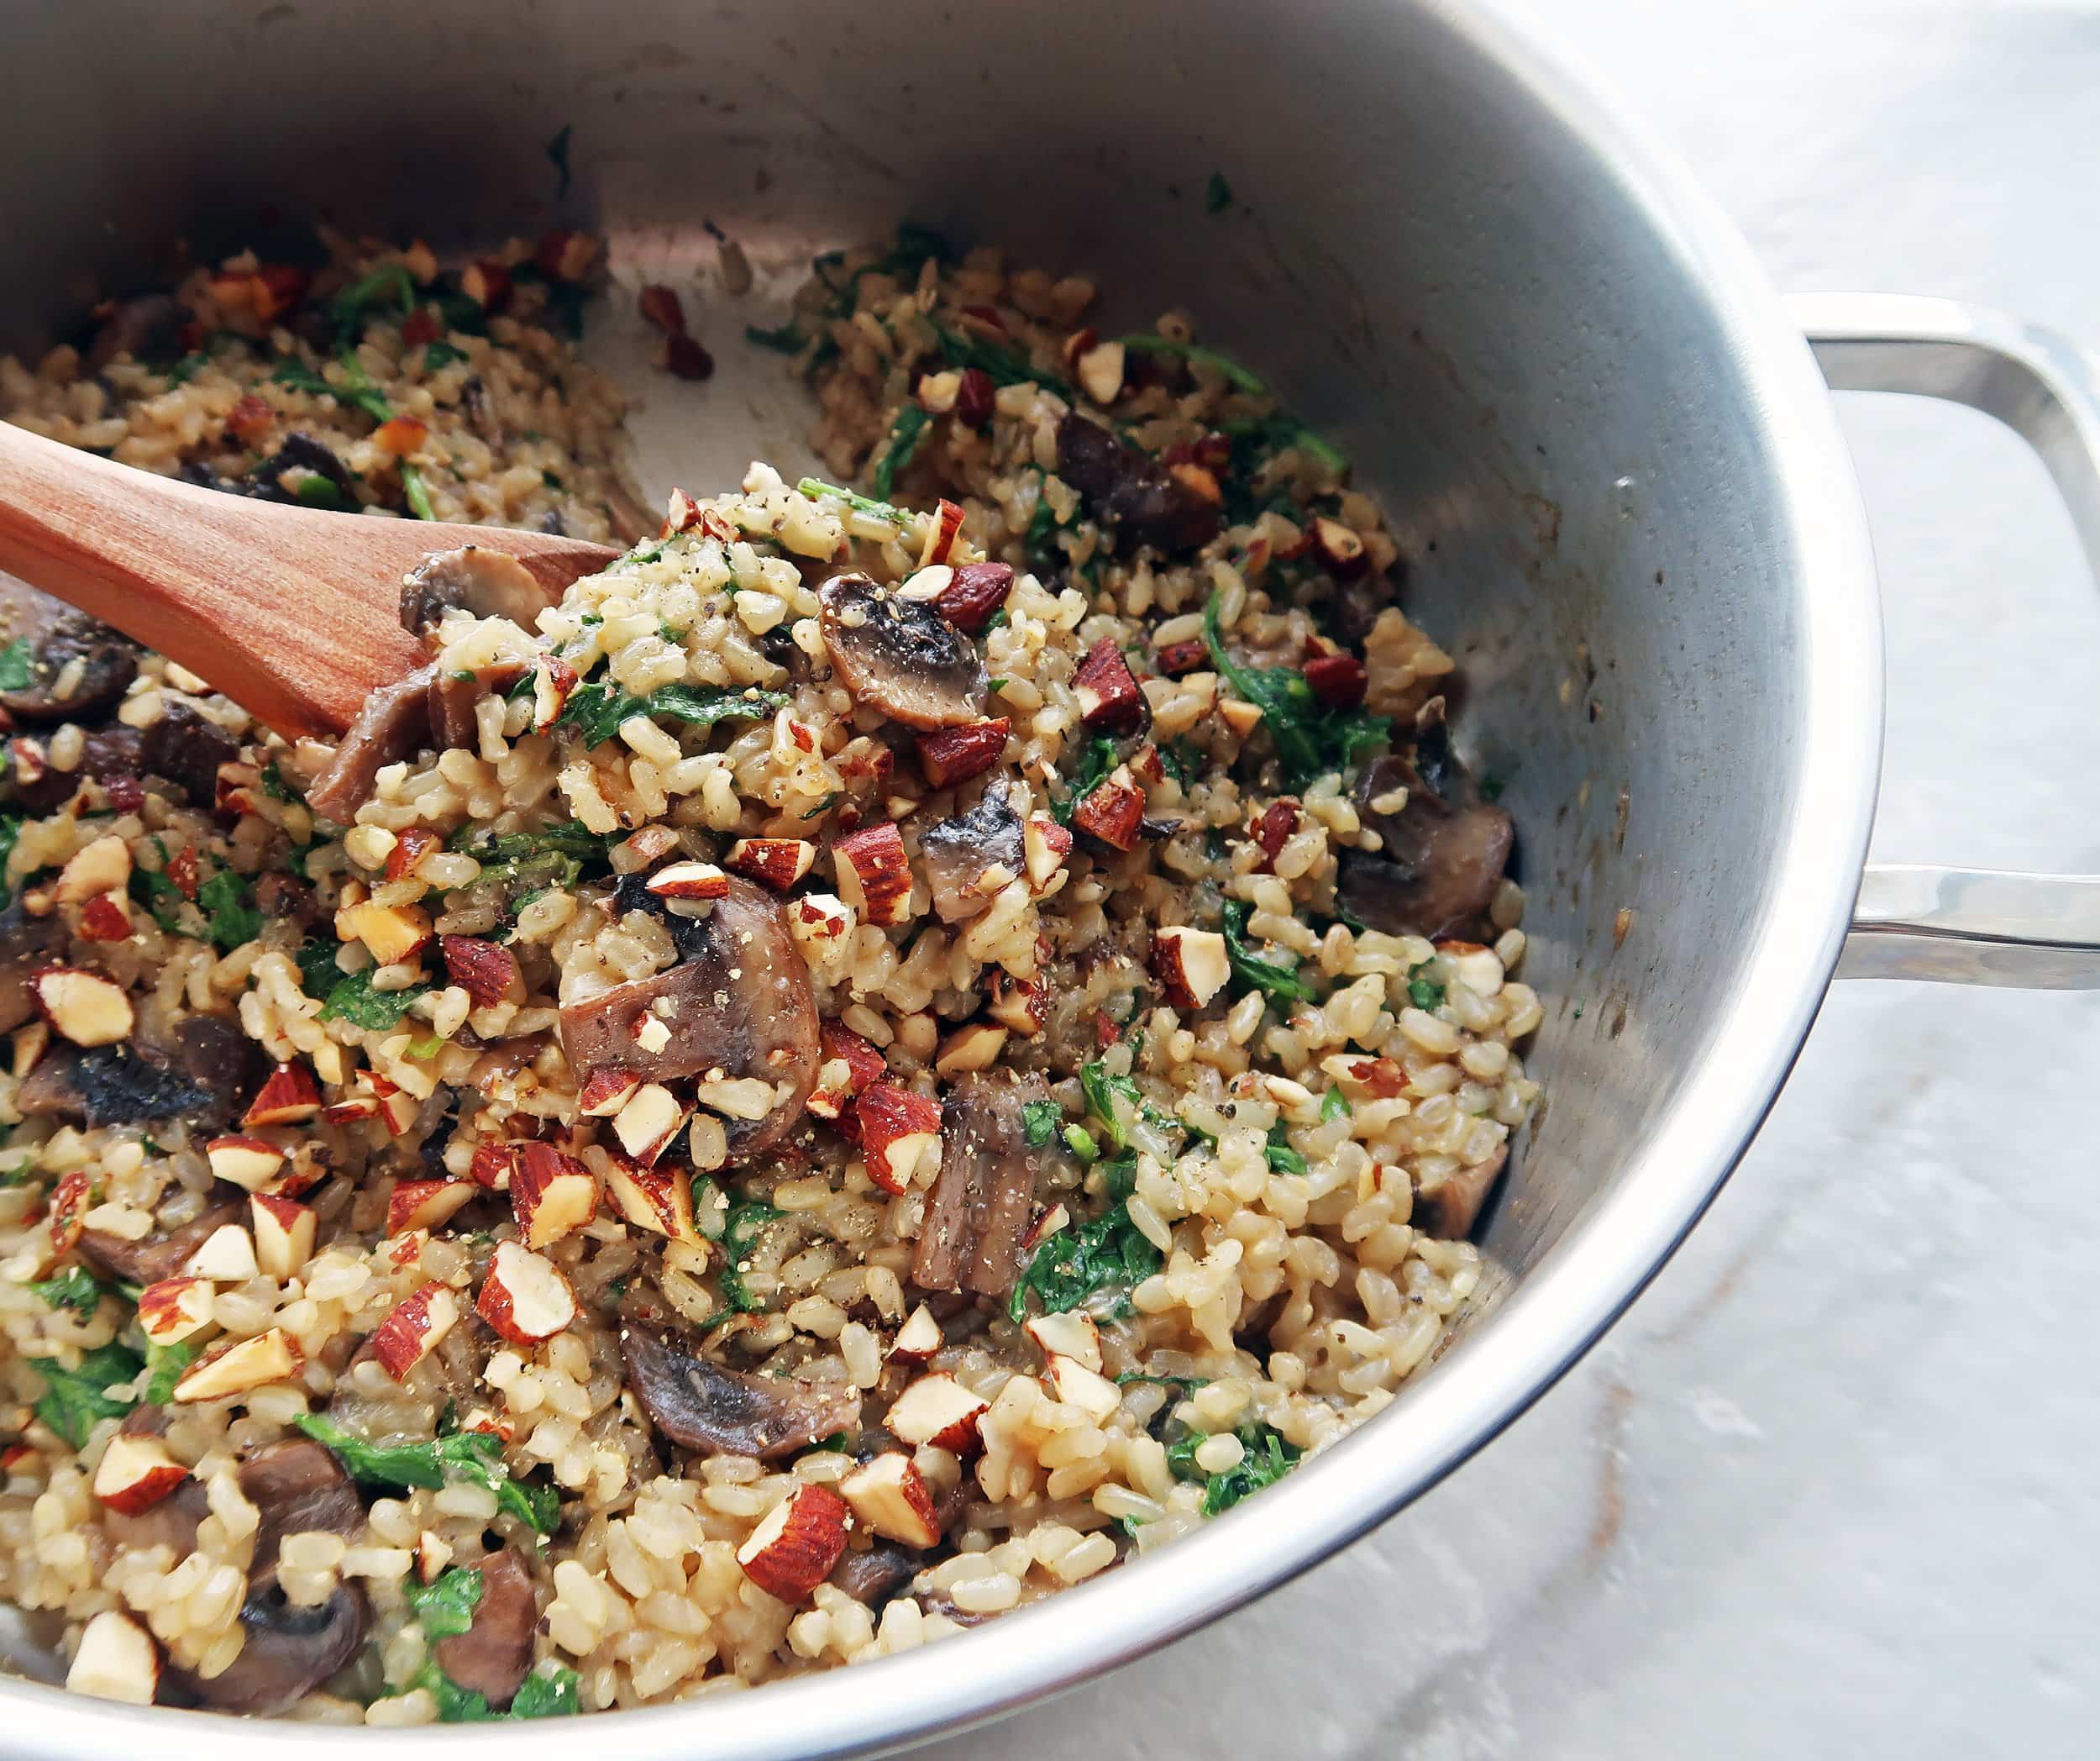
[1221,900,1313,1006]
[30,1343,142,1448]
[407,1566,484,1638]
[1007,1159,1160,1322]
[556,681,788,749]
[1202,593,1389,788]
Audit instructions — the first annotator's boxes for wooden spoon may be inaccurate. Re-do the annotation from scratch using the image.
[0,419,620,739]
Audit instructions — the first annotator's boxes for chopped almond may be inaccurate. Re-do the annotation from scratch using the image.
[417,1530,454,1585]
[644,860,730,901]
[578,1067,643,1117]
[66,1609,160,1705]
[250,1195,317,1279]
[46,1170,93,1254]
[885,1372,989,1453]
[858,1084,941,1194]
[602,1158,702,1244]
[985,970,1047,1036]
[370,1283,459,1380]
[1043,1354,1122,1421]
[807,1022,886,1122]
[244,1062,322,1126]
[469,1140,522,1191]
[694,1071,780,1120]
[475,1239,578,1345]
[933,1021,1008,1076]
[832,823,914,927]
[53,835,132,905]
[736,1482,851,1603]
[386,1178,475,1238]
[359,1070,422,1135]
[76,893,132,942]
[840,1453,942,1548]
[440,936,524,1007]
[1023,1310,1103,1374]
[1310,515,1368,576]
[935,561,1014,632]
[92,1433,189,1515]
[1075,338,1126,407]
[31,967,134,1047]
[204,1135,286,1192]
[1072,766,1145,851]
[890,1303,943,1363]
[917,718,1011,788]
[136,1277,215,1345]
[1023,815,1074,889]
[724,838,816,891]
[611,1081,689,1165]
[339,900,433,967]
[510,1143,598,1249]
[1074,639,1147,733]
[1303,652,1368,710]
[181,1224,258,1282]
[920,497,966,568]
[1219,697,1264,738]
[1152,925,1230,1010]
[532,651,579,732]
[386,826,440,882]
[174,1327,302,1401]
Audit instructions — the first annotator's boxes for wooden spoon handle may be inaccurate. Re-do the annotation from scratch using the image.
[0,419,617,739]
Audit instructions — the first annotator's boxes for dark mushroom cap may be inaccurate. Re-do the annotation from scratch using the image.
[76,1200,244,1288]
[400,547,555,646]
[173,1583,370,1714]
[303,664,437,823]
[917,782,1025,924]
[241,1438,367,1578]
[0,898,68,1033]
[558,877,819,1161]
[1413,1142,1509,1240]
[1054,414,1221,557]
[912,1070,1051,1298]
[433,1548,538,1707]
[1336,739,1513,943]
[617,1291,860,1458]
[817,572,985,730]
[0,576,139,723]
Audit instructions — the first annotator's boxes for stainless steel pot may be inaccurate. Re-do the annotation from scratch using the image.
[5,0,2097,1753]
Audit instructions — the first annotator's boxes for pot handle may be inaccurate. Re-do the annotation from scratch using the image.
[1789,291,2100,986]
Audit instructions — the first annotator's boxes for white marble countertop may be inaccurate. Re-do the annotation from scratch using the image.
[935,3,2100,1754]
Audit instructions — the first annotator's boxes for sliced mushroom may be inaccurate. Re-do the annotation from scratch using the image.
[139,701,240,807]
[162,1015,274,1128]
[1414,1143,1508,1240]
[400,547,556,646]
[241,1438,367,1580]
[0,899,67,1033]
[0,576,139,723]
[8,725,144,816]
[427,670,482,749]
[817,573,985,730]
[433,1548,538,1707]
[303,663,436,823]
[1054,414,1221,558]
[558,877,819,1162]
[16,1043,217,1129]
[172,1583,370,1714]
[76,1201,244,1287]
[617,1292,861,1459]
[829,1543,919,1606]
[912,1070,1051,1298]
[1336,722,1513,942]
[255,872,322,933]
[85,293,186,374]
[917,782,1025,924]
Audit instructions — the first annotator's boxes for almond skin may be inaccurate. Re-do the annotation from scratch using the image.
[510,1143,599,1249]
[244,1062,322,1127]
[1303,652,1368,711]
[857,1083,941,1194]
[724,838,816,891]
[934,561,1014,632]
[832,823,914,927]
[884,1371,990,1453]
[1072,766,1145,851]
[369,1284,459,1381]
[1074,639,1148,734]
[440,936,525,1007]
[916,718,1011,789]
[475,1239,578,1345]
[735,1482,852,1603]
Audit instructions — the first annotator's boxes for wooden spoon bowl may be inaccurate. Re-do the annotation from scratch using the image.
[0,418,619,739]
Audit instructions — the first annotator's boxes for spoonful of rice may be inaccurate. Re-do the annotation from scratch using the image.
[0,418,619,741]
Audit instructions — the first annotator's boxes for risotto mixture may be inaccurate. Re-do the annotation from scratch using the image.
[0,228,1538,1722]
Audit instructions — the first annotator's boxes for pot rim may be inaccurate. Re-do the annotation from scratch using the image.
[0,3,1882,1755]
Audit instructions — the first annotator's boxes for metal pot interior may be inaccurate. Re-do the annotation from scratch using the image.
[0,0,1877,1748]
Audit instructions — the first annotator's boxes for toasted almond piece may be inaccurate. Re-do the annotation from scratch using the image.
[645,860,731,901]
[1075,338,1126,407]
[1310,515,1368,576]
[250,1195,318,1279]
[577,1067,643,1117]
[11,1020,48,1080]
[933,1021,1008,1076]
[46,1170,92,1254]
[320,1094,381,1125]
[475,1239,579,1346]
[469,1140,521,1191]
[339,900,433,967]
[985,971,1047,1036]
[884,1371,989,1453]
[832,823,914,927]
[694,1072,781,1121]
[417,1530,454,1585]
[1073,638,1147,733]
[181,1224,258,1281]
[1043,1354,1122,1422]
[920,497,966,568]
[386,1178,475,1238]
[1220,697,1263,738]
[510,1143,599,1249]
[735,1482,851,1603]
[1152,925,1230,1010]
[602,1158,702,1244]
[244,1062,322,1127]
[54,835,132,905]
[611,1081,689,1165]
[92,1433,189,1516]
[66,1609,160,1705]
[1024,1310,1103,1374]
[788,891,855,957]
[76,892,133,942]
[136,1276,215,1345]
[890,1303,942,1363]
[1071,765,1145,851]
[840,1452,942,1548]
[440,935,525,1007]
[174,1327,302,1401]
[385,826,439,883]
[533,652,579,732]
[725,838,816,891]
[807,1022,885,1121]
[370,1283,459,1380]
[359,1070,422,1135]
[857,1083,941,1195]
[916,718,1011,789]
[203,1135,286,1193]
[1023,815,1074,889]
[31,967,134,1047]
